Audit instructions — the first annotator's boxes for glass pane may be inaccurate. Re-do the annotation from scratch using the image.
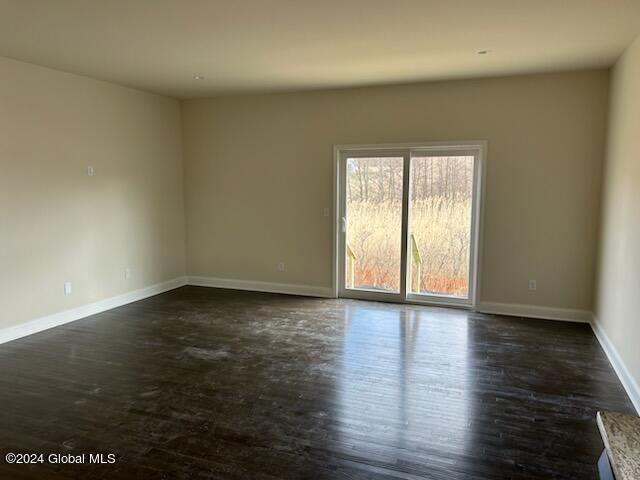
[346,157,403,292]
[408,155,474,298]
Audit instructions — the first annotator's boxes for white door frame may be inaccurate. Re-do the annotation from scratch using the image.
[332,141,487,309]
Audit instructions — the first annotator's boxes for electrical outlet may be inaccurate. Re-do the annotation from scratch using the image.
[323,207,330,217]
[64,281,72,295]
[87,166,95,176]
[277,261,285,272]
[528,279,537,291]
[125,268,131,280]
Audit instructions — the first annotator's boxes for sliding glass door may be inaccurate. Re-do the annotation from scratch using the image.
[344,155,405,294]
[337,144,483,307]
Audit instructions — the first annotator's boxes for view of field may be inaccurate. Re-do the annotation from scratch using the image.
[346,155,474,297]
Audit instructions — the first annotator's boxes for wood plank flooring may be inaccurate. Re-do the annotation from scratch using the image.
[0,286,635,479]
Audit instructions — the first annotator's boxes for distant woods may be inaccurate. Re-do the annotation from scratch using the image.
[346,156,474,203]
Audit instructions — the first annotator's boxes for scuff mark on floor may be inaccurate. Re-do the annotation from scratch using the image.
[183,346,231,360]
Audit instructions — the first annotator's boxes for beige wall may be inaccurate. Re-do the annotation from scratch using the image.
[182,70,609,310]
[595,36,640,390]
[0,57,186,329]
[0,58,612,331]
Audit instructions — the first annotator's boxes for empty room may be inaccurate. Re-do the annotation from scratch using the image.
[2,1,640,479]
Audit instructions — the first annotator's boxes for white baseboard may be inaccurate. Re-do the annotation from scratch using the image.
[477,301,592,323]
[0,276,188,345]
[590,315,640,414]
[187,276,333,298]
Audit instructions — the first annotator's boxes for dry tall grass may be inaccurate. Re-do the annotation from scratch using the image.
[346,197,471,296]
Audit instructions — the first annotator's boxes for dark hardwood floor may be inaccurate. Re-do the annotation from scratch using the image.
[0,286,634,479]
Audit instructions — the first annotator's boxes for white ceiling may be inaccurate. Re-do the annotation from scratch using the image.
[1,0,639,98]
